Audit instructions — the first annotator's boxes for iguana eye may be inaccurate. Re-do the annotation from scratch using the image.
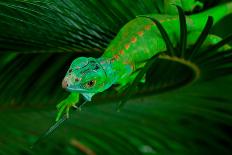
[94,65,99,70]
[85,80,96,88]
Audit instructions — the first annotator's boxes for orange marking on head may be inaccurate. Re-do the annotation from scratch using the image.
[130,63,135,71]
[145,25,151,30]
[114,54,119,59]
[131,37,137,43]
[119,50,124,55]
[111,58,115,62]
[137,31,144,36]
[125,44,130,50]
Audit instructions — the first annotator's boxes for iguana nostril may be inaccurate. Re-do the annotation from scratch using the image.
[62,79,68,88]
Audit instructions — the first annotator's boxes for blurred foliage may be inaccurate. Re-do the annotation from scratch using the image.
[0,0,232,155]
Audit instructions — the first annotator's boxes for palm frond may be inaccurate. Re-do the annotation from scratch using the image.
[176,5,187,57]
[189,16,214,59]
[0,0,161,53]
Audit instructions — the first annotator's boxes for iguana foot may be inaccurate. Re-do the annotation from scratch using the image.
[55,93,80,121]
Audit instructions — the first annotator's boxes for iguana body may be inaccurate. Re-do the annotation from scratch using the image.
[102,2,232,85]
[56,2,232,121]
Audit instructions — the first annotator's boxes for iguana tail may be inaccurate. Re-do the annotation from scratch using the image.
[191,2,232,28]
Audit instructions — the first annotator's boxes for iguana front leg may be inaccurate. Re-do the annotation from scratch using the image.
[56,92,80,121]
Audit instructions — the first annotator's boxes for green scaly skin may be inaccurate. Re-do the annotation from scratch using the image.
[56,2,232,121]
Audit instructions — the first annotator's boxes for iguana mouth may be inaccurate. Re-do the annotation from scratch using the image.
[66,87,88,93]
[62,78,69,89]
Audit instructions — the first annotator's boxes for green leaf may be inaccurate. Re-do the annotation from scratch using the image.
[176,5,187,57]
[189,16,214,59]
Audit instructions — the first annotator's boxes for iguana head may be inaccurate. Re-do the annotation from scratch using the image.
[62,57,108,101]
